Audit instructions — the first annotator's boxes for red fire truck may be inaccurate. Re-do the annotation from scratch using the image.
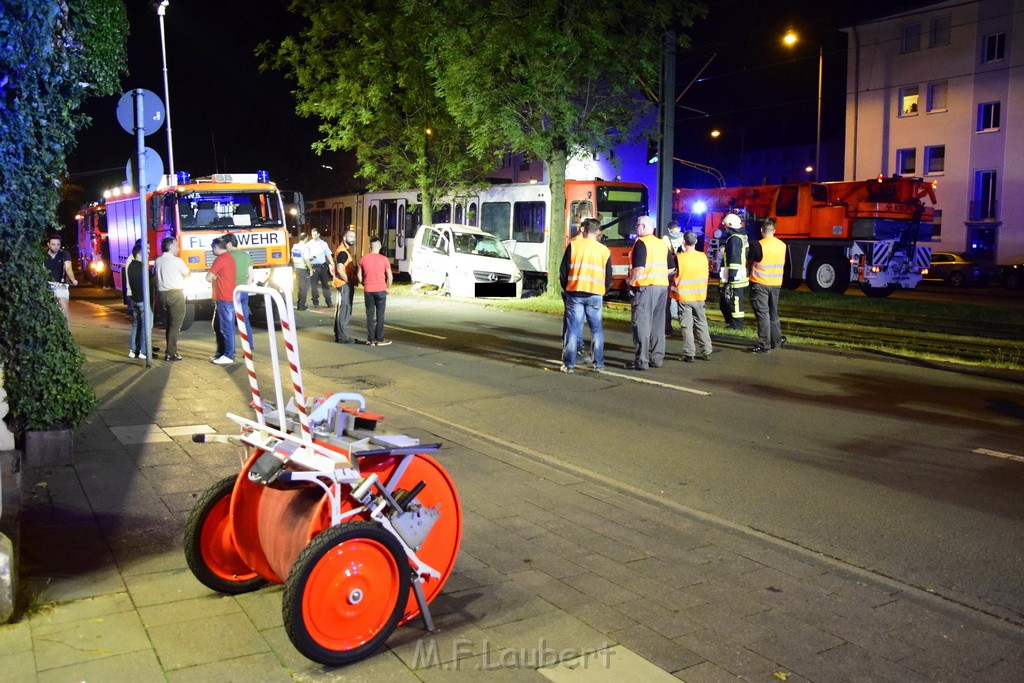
[104,171,293,328]
[673,176,937,297]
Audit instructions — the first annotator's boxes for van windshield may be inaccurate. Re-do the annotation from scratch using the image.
[452,232,510,259]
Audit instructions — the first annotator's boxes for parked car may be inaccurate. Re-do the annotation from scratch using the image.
[923,252,993,287]
[410,223,524,298]
[997,262,1023,289]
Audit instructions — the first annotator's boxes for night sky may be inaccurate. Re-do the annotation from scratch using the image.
[67,0,933,210]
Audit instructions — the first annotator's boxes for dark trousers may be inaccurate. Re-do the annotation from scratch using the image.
[364,290,387,342]
[719,283,746,330]
[750,282,783,348]
[310,263,332,306]
[295,268,311,309]
[334,282,355,342]
[160,289,185,355]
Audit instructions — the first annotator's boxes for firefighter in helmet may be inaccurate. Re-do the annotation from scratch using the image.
[718,213,748,330]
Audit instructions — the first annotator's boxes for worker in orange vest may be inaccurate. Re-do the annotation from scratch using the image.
[670,230,713,362]
[748,218,787,353]
[559,217,611,373]
[625,215,672,370]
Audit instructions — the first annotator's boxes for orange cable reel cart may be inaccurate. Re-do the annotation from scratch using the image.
[184,284,462,665]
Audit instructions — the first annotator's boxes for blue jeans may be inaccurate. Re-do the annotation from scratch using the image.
[237,291,253,352]
[563,293,604,369]
[214,300,236,360]
[129,300,152,354]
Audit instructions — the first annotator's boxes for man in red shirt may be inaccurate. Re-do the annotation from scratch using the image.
[206,237,237,365]
[358,238,393,346]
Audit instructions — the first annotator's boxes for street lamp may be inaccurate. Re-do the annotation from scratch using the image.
[783,30,823,182]
[152,1,175,178]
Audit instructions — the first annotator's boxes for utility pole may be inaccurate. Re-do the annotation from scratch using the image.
[657,31,676,231]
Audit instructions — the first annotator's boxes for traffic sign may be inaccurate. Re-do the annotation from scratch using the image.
[116,89,165,137]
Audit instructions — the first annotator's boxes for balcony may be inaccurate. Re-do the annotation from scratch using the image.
[968,200,998,222]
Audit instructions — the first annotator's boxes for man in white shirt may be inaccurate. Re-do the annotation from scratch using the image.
[154,237,190,361]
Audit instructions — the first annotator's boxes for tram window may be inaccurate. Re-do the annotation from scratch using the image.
[368,205,379,239]
[570,200,593,235]
[480,202,511,240]
[433,203,452,224]
[467,202,478,227]
[512,201,545,243]
[343,207,353,231]
[406,204,421,236]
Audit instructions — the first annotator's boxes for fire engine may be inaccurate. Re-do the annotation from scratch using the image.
[75,202,110,285]
[673,176,937,297]
[104,171,293,328]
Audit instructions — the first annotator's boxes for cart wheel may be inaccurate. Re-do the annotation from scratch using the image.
[283,522,409,666]
[184,475,267,594]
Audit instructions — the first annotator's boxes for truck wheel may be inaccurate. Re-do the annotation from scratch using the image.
[860,284,897,298]
[180,302,196,331]
[806,257,850,294]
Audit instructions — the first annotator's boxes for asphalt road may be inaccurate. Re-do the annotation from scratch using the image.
[73,286,1024,625]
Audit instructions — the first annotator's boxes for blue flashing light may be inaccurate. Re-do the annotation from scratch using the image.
[257,170,270,183]
[692,200,708,214]
[176,171,191,185]
[188,256,200,263]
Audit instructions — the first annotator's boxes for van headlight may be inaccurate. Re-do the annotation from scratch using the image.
[512,270,523,283]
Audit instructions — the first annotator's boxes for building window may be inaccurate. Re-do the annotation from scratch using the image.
[924,146,945,174]
[901,23,921,53]
[899,86,919,116]
[929,16,951,47]
[927,81,948,112]
[972,170,998,220]
[977,101,1001,131]
[896,148,916,175]
[982,33,1006,63]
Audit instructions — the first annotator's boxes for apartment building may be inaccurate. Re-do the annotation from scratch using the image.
[843,0,1022,264]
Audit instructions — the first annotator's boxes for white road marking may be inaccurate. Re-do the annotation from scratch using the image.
[386,324,446,340]
[543,359,710,396]
[973,448,1024,464]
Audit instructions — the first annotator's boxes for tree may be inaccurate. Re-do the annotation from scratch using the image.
[262,0,506,225]
[415,0,704,290]
[0,0,128,434]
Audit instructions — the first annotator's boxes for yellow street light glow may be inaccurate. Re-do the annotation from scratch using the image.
[783,31,798,46]
[710,129,722,138]
[805,165,814,173]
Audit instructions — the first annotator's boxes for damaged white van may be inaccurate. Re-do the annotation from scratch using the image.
[410,223,523,298]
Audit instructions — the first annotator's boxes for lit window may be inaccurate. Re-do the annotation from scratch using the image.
[929,16,951,47]
[927,81,948,112]
[899,86,919,116]
[982,33,1005,63]
[896,148,916,175]
[924,146,945,174]
[977,102,1001,131]
[901,23,921,53]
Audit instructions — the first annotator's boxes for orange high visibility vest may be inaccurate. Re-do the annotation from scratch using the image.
[566,238,611,295]
[332,244,358,287]
[670,250,710,302]
[750,236,786,286]
[631,235,669,287]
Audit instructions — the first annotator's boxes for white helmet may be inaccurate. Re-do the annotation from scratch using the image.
[722,214,742,229]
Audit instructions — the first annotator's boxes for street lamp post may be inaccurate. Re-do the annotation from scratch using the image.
[784,31,822,182]
[153,0,175,178]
